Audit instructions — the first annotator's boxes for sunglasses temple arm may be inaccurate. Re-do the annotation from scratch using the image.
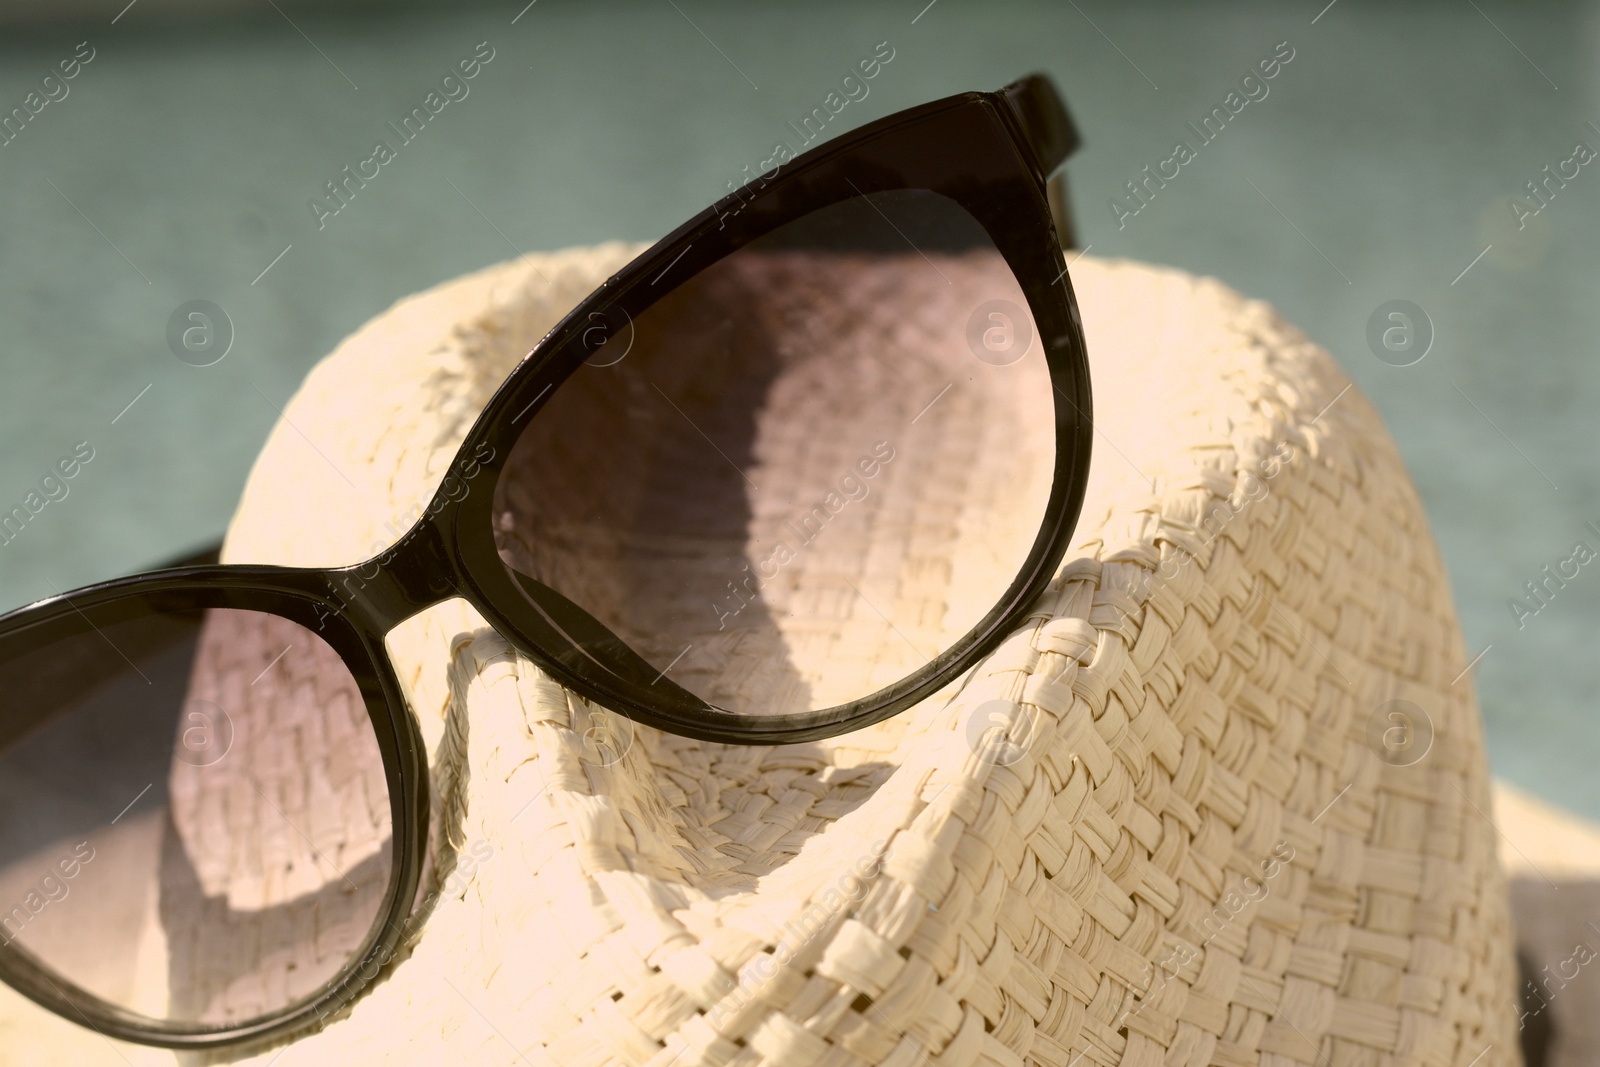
[1045,174,1078,251]
[1000,73,1083,249]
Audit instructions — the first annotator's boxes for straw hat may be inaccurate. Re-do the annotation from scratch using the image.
[1,244,1522,1065]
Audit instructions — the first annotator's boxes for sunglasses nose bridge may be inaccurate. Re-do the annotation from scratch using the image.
[327,511,465,634]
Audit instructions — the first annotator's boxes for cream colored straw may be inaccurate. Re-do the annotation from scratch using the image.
[1,247,1522,1065]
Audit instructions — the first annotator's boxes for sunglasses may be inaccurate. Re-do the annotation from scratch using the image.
[0,73,1091,1049]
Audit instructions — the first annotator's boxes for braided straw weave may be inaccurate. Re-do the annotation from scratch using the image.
[11,244,1526,1065]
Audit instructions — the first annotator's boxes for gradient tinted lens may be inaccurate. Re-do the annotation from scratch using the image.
[496,189,1056,720]
[0,604,392,1026]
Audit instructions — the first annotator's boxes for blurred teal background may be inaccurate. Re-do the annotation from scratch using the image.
[1,0,1596,818]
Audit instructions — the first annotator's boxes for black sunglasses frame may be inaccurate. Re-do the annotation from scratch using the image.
[0,73,1090,1050]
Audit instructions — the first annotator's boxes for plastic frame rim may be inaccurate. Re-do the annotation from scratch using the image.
[0,72,1089,1050]
[0,567,429,1051]
[452,80,1092,744]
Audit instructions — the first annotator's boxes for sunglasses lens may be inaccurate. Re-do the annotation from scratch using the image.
[0,603,393,1026]
[496,189,1057,725]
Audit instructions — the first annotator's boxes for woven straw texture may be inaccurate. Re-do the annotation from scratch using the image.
[13,244,1525,1065]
